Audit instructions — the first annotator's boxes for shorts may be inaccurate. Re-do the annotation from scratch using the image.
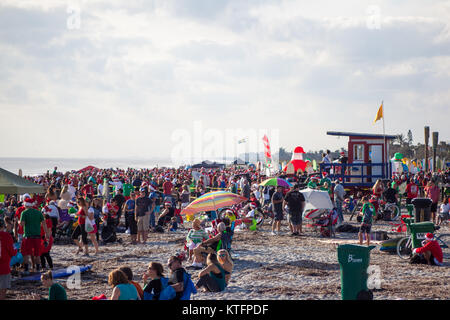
[431,202,438,213]
[0,274,11,290]
[88,224,98,235]
[188,241,201,250]
[359,224,372,234]
[137,215,150,232]
[289,211,302,226]
[274,210,283,221]
[127,215,138,235]
[21,237,42,257]
[72,224,88,245]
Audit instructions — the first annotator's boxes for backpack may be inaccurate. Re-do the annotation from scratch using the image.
[158,277,176,300]
[143,277,175,300]
[180,272,197,300]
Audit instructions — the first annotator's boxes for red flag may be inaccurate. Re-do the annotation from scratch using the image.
[262,135,272,160]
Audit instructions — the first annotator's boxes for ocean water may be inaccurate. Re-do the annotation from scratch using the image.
[0,157,174,176]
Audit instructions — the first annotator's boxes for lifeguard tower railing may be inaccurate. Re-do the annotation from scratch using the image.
[319,162,392,188]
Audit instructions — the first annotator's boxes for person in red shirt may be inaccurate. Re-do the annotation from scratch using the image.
[413,233,443,266]
[72,197,89,256]
[14,203,27,241]
[0,219,17,300]
[40,235,54,270]
[425,181,441,224]
[163,178,173,196]
[80,181,95,201]
[405,178,419,205]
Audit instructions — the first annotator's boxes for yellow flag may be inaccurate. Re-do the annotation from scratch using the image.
[373,103,383,124]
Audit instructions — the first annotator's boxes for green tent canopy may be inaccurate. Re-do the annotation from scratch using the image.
[0,168,45,195]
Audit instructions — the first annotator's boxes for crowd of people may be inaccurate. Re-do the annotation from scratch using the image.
[0,164,449,300]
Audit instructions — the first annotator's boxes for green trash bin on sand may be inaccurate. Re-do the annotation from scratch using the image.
[407,222,435,249]
[337,244,376,300]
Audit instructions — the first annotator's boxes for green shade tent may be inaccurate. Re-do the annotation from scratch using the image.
[0,168,45,195]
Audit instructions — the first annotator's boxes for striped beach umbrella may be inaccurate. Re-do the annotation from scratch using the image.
[259,177,292,188]
[181,191,248,216]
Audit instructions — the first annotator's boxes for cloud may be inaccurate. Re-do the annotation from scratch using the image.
[0,0,449,161]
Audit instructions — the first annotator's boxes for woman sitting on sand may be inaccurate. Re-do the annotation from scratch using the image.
[195,253,227,292]
[108,269,140,300]
[142,262,165,300]
[217,249,233,286]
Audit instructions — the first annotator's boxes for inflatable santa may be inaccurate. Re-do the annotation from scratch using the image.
[283,146,309,174]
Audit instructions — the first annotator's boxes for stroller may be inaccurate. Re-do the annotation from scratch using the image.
[100,213,119,244]
[300,189,336,237]
[305,208,339,237]
[55,209,75,244]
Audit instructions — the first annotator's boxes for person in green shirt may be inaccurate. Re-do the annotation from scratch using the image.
[31,271,67,300]
[358,196,376,246]
[20,199,49,274]
[320,172,332,190]
[122,182,134,198]
[307,177,319,189]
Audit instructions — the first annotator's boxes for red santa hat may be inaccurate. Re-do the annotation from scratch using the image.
[24,198,35,207]
[322,171,328,176]
[425,233,434,241]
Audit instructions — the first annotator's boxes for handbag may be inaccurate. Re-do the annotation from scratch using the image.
[85,218,94,233]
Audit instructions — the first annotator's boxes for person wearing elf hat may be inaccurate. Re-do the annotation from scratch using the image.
[320,171,332,188]
[307,177,319,189]
[412,233,443,266]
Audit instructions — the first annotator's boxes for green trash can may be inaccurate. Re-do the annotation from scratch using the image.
[337,244,376,300]
[407,222,435,248]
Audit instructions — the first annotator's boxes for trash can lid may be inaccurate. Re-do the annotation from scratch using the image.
[411,198,433,206]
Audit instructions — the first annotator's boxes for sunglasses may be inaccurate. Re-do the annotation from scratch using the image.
[219,254,226,258]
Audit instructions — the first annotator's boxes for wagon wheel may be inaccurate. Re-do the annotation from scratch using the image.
[396,236,412,260]
[349,200,362,221]
[435,233,450,260]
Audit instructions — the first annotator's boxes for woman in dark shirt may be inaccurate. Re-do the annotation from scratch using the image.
[195,253,227,292]
[143,262,164,300]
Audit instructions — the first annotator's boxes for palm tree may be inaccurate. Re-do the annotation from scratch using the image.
[395,134,407,147]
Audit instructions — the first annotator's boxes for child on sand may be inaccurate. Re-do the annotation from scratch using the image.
[358,196,375,246]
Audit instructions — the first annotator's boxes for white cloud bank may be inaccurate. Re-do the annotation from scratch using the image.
[0,0,449,162]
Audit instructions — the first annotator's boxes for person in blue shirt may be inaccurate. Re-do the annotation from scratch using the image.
[108,269,140,300]
[124,192,137,244]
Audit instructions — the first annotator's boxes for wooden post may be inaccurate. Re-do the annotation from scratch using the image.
[432,132,438,172]
[424,126,429,172]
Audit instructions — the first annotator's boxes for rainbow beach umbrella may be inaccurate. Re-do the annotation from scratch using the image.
[181,191,248,216]
[259,177,292,188]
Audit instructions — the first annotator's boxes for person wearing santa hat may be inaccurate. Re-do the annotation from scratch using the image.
[412,233,443,266]
[14,194,31,244]
[20,198,50,275]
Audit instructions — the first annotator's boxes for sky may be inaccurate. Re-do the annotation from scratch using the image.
[0,0,449,165]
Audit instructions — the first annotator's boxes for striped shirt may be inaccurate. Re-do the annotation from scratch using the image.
[186,229,208,244]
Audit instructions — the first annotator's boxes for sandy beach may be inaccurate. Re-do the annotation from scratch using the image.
[7,215,450,300]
